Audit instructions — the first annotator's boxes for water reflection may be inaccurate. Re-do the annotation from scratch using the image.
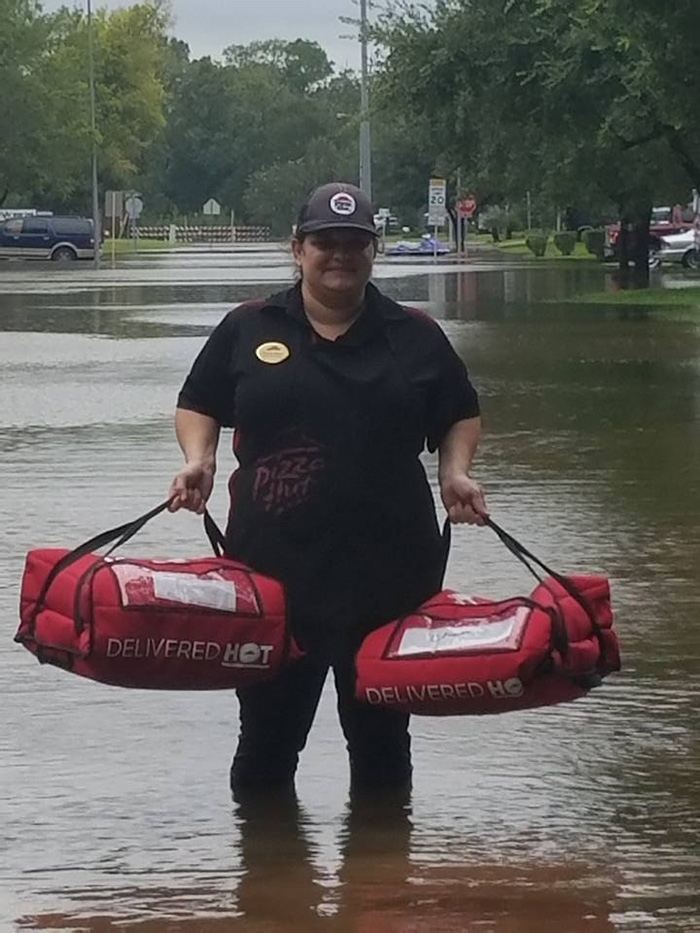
[17,788,619,932]
[233,791,322,929]
[1,257,691,335]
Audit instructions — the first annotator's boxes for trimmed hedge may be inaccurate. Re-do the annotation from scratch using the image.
[525,231,549,257]
[583,228,606,260]
[553,232,576,256]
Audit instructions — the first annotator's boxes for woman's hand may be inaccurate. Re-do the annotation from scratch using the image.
[439,473,488,525]
[168,461,215,514]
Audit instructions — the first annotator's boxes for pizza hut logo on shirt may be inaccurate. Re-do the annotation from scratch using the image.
[329,192,357,216]
[252,441,327,516]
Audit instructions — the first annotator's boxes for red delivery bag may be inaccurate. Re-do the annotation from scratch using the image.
[15,500,302,689]
[355,518,620,715]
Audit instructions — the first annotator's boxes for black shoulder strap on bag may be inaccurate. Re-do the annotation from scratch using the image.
[203,509,227,557]
[26,499,227,632]
[440,516,601,636]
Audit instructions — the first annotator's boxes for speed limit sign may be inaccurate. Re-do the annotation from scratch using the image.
[428,178,447,226]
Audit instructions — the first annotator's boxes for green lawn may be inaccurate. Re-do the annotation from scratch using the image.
[103,237,174,253]
[495,237,598,261]
[570,286,700,308]
[548,284,700,322]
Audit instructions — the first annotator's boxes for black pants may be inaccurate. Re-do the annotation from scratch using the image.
[230,654,412,794]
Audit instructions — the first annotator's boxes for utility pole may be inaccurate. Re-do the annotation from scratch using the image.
[456,167,462,255]
[526,190,532,232]
[359,0,372,199]
[87,0,100,270]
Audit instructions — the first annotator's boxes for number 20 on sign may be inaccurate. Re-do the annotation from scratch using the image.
[428,178,446,226]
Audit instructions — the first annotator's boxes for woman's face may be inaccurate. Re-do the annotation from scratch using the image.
[292,230,376,299]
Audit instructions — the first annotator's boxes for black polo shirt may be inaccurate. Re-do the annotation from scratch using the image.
[178,282,479,656]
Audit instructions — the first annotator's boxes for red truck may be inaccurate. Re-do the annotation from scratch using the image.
[605,205,694,260]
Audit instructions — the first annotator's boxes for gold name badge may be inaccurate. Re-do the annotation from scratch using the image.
[255,341,290,364]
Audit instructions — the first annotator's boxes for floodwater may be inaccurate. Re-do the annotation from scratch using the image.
[1,247,699,932]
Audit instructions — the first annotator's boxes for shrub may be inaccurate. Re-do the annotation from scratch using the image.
[553,232,576,256]
[525,231,549,257]
[582,228,606,260]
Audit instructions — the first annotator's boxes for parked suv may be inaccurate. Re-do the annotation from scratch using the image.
[0,215,96,261]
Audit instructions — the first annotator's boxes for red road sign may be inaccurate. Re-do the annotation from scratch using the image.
[457,195,477,218]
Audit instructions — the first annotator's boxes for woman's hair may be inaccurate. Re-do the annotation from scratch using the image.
[290,232,305,280]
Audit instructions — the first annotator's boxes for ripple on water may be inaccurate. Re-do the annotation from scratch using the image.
[1,258,699,931]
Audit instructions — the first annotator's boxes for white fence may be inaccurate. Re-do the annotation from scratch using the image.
[135,224,270,243]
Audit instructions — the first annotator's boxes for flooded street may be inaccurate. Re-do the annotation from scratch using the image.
[1,247,699,932]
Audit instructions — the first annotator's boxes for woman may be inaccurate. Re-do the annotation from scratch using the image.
[169,182,487,796]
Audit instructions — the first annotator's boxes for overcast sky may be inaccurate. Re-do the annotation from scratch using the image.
[44,0,373,71]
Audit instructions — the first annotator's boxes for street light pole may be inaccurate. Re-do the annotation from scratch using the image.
[87,0,100,270]
[359,0,372,199]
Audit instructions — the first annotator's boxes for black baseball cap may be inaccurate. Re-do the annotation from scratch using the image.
[296,182,378,236]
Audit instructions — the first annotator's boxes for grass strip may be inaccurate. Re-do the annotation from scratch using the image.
[104,237,175,253]
[564,285,700,308]
[495,239,597,260]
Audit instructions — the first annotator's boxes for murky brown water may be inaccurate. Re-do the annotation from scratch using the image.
[1,250,699,931]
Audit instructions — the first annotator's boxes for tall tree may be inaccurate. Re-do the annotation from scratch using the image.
[164,45,345,219]
[223,39,333,93]
[2,0,169,212]
[94,2,169,191]
[0,0,52,205]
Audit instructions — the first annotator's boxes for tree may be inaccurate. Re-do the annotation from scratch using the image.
[372,106,438,229]
[164,57,288,214]
[137,37,191,217]
[164,44,353,221]
[1,0,169,212]
[94,2,169,191]
[373,0,700,275]
[0,0,53,205]
[222,39,333,93]
[244,137,358,236]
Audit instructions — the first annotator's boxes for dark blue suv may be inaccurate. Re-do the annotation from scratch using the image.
[0,215,96,261]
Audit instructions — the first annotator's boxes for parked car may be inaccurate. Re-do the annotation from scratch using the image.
[656,229,700,269]
[0,215,97,261]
